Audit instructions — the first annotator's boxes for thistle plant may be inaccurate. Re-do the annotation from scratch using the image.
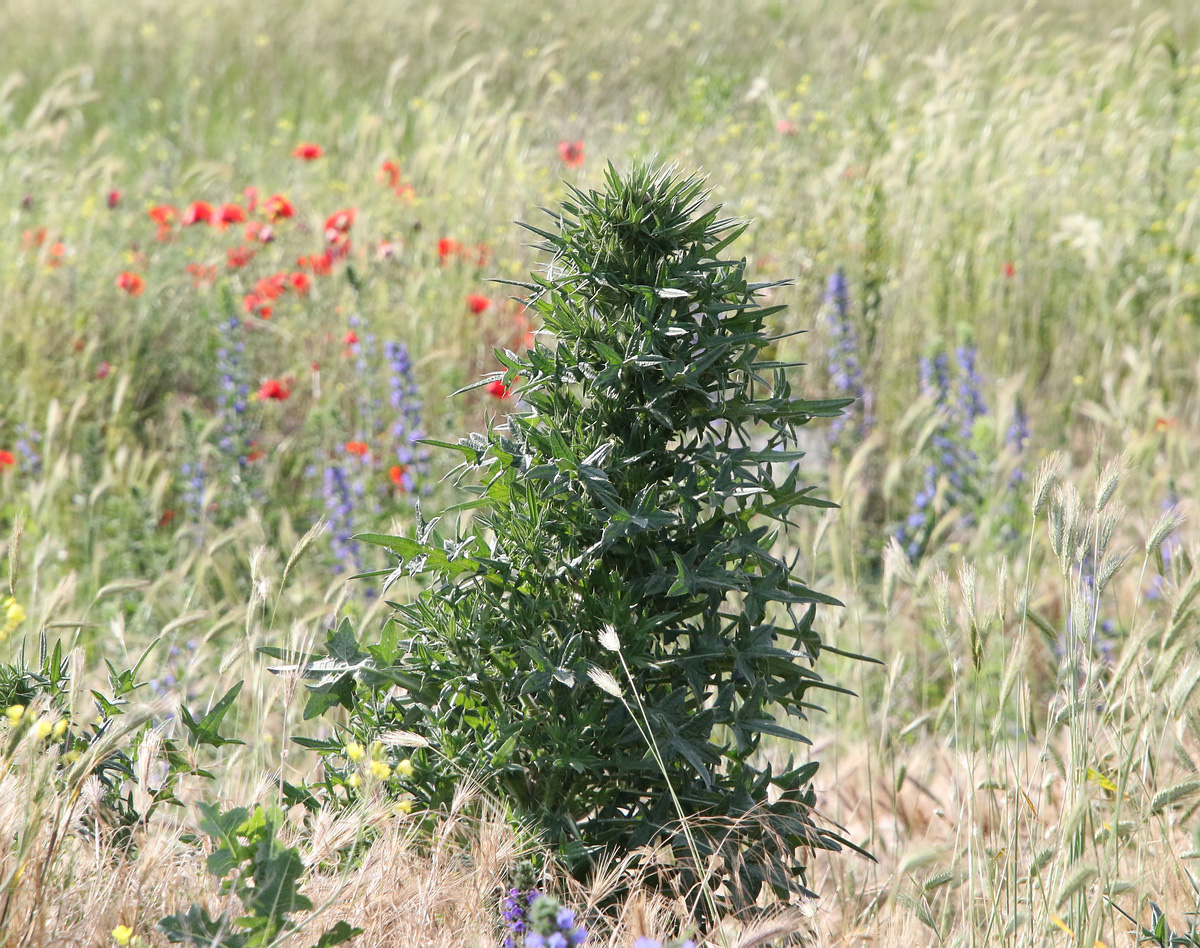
[158,802,361,948]
[290,163,856,920]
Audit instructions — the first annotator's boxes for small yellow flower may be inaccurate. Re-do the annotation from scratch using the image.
[395,758,414,778]
[1,597,26,639]
[347,773,361,789]
[394,799,414,815]
[345,742,364,761]
[52,719,68,738]
[35,720,53,741]
[112,925,134,946]
[369,760,391,780]
[5,705,24,726]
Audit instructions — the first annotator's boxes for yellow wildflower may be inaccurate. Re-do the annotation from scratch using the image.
[347,773,361,789]
[345,742,364,761]
[5,705,24,726]
[112,925,134,946]
[395,758,414,778]
[394,799,414,815]
[1,597,25,639]
[35,720,53,741]
[369,760,391,780]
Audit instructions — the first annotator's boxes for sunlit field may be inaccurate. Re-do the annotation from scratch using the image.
[4,1,1200,945]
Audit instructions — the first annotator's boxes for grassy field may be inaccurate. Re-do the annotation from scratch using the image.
[3,0,1200,944]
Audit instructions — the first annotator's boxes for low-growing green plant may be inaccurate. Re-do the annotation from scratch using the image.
[1113,900,1200,947]
[285,163,862,920]
[0,634,242,851]
[158,802,361,948]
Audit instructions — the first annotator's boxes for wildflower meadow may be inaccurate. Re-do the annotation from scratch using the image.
[3,1,1200,945]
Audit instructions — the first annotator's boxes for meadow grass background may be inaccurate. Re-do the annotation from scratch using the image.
[4,0,1200,944]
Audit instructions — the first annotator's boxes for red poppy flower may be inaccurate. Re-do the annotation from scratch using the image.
[263,194,294,221]
[344,330,359,346]
[116,272,145,296]
[324,208,356,238]
[344,441,369,457]
[378,160,415,199]
[149,205,177,240]
[0,450,15,468]
[148,205,178,227]
[293,142,323,161]
[485,378,515,399]
[255,273,287,301]
[327,232,351,261]
[775,119,798,136]
[243,293,273,319]
[244,220,274,244]
[96,361,112,379]
[158,508,176,528]
[388,464,410,491]
[215,203,246,229]
[558,140,585,168]
[257,378,291,401]
[21,228,48,251]
[379,160,402,189]
[466,294,492,314]
[47,242,67,267]
[227,245,256,269]
[297,252,332,276]
[106,189,122,209]
[1003,261,1016,278]
[182,201,213,226]
[243,186,258,214]
[288,271,311,294]
[186,262,218,288]
[437,237,463,265]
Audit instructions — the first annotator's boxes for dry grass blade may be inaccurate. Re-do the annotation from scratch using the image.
[6,513,22,597]
[1095,455,1126,512]
[283,518,328,585]
[1149,779,1200,815]
[1147,505,1186,556]
[588,666,623,697]
[725,908,817,948]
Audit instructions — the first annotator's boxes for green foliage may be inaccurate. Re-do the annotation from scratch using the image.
[291,163,858,917]
[0,633,234,852]
[1115,900,1200,947]
[158,802,361,948]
